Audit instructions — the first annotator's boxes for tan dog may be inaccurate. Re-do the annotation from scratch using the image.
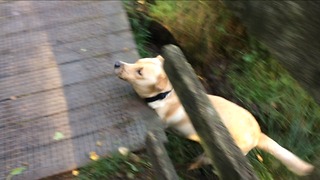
[114,55,314,176]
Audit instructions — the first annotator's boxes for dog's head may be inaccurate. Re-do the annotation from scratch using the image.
[114,55,171,98]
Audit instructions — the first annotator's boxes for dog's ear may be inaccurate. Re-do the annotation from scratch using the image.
[155,74,168,91]
[156,55,165,64]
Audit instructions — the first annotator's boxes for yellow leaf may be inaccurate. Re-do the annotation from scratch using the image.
[137,0,145,5]
[257,154,263,162]
[96,141,102,147]
[118,147,129,156]
[89,151,99,161]
[72,170,79,176]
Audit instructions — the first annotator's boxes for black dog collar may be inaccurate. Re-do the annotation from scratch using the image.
[145,90,172,103]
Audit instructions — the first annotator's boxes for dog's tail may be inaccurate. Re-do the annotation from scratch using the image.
[257,133,314,176]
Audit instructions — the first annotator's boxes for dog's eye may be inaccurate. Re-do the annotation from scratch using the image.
[137,68,143,76]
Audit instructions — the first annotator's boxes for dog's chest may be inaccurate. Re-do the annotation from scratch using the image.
[148,100,166,109]
[148,95,186,128]
[157,106,186,127]
[166,107,185,125]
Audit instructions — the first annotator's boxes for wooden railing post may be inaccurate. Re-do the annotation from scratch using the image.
[146,131,179,180]
[162,45,258,180]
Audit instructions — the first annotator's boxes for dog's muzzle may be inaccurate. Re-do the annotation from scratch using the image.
[114,61,122,69]
[114,61,125,79]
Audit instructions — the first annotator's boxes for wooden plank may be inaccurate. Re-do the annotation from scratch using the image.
[0,13,130,52]
[0,99,145,158]
[0,33,136,79]
[60,30,136,60]
[0,1,89,18]
[0,76,131,122]
[0,55,119,99]
[1,106,149,180]
[0,45,56,79]
[0,1,125,37]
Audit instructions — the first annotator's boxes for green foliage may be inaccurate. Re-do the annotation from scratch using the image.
[241,50,258,63]
[165,132,214,179]
[77,152,151,180]
[228,43,320,179]
[149,1,236,65]
[147,0,235,62]
[165,132,202,165]
[148,1,178,21]
[247,150,273,180]
[123,0,152,58]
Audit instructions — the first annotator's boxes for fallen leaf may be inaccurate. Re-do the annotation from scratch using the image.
[89,151,99,161]
[123,47,129,52]
[96,141,102,147]
[118,147,129,156]
[72,170,79,176]
[137,0,145,5]
[6,167,27,180]
[257,154,263,162]
[10,167,26,175]
[80,48,87,52]
[53,132,64,141]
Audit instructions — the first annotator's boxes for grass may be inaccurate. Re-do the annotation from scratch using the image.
[228,47,320,179]
[123,0,153,58]
[77,151,153,180]
[148,1,244,67]
[165,132,217,180]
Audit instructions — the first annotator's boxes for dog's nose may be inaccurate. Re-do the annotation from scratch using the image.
[114,61,121,68]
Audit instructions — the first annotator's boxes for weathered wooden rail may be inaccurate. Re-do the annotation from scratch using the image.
[146,131,179,180]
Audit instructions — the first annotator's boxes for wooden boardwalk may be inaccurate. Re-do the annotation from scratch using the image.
[0,1,162,179]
